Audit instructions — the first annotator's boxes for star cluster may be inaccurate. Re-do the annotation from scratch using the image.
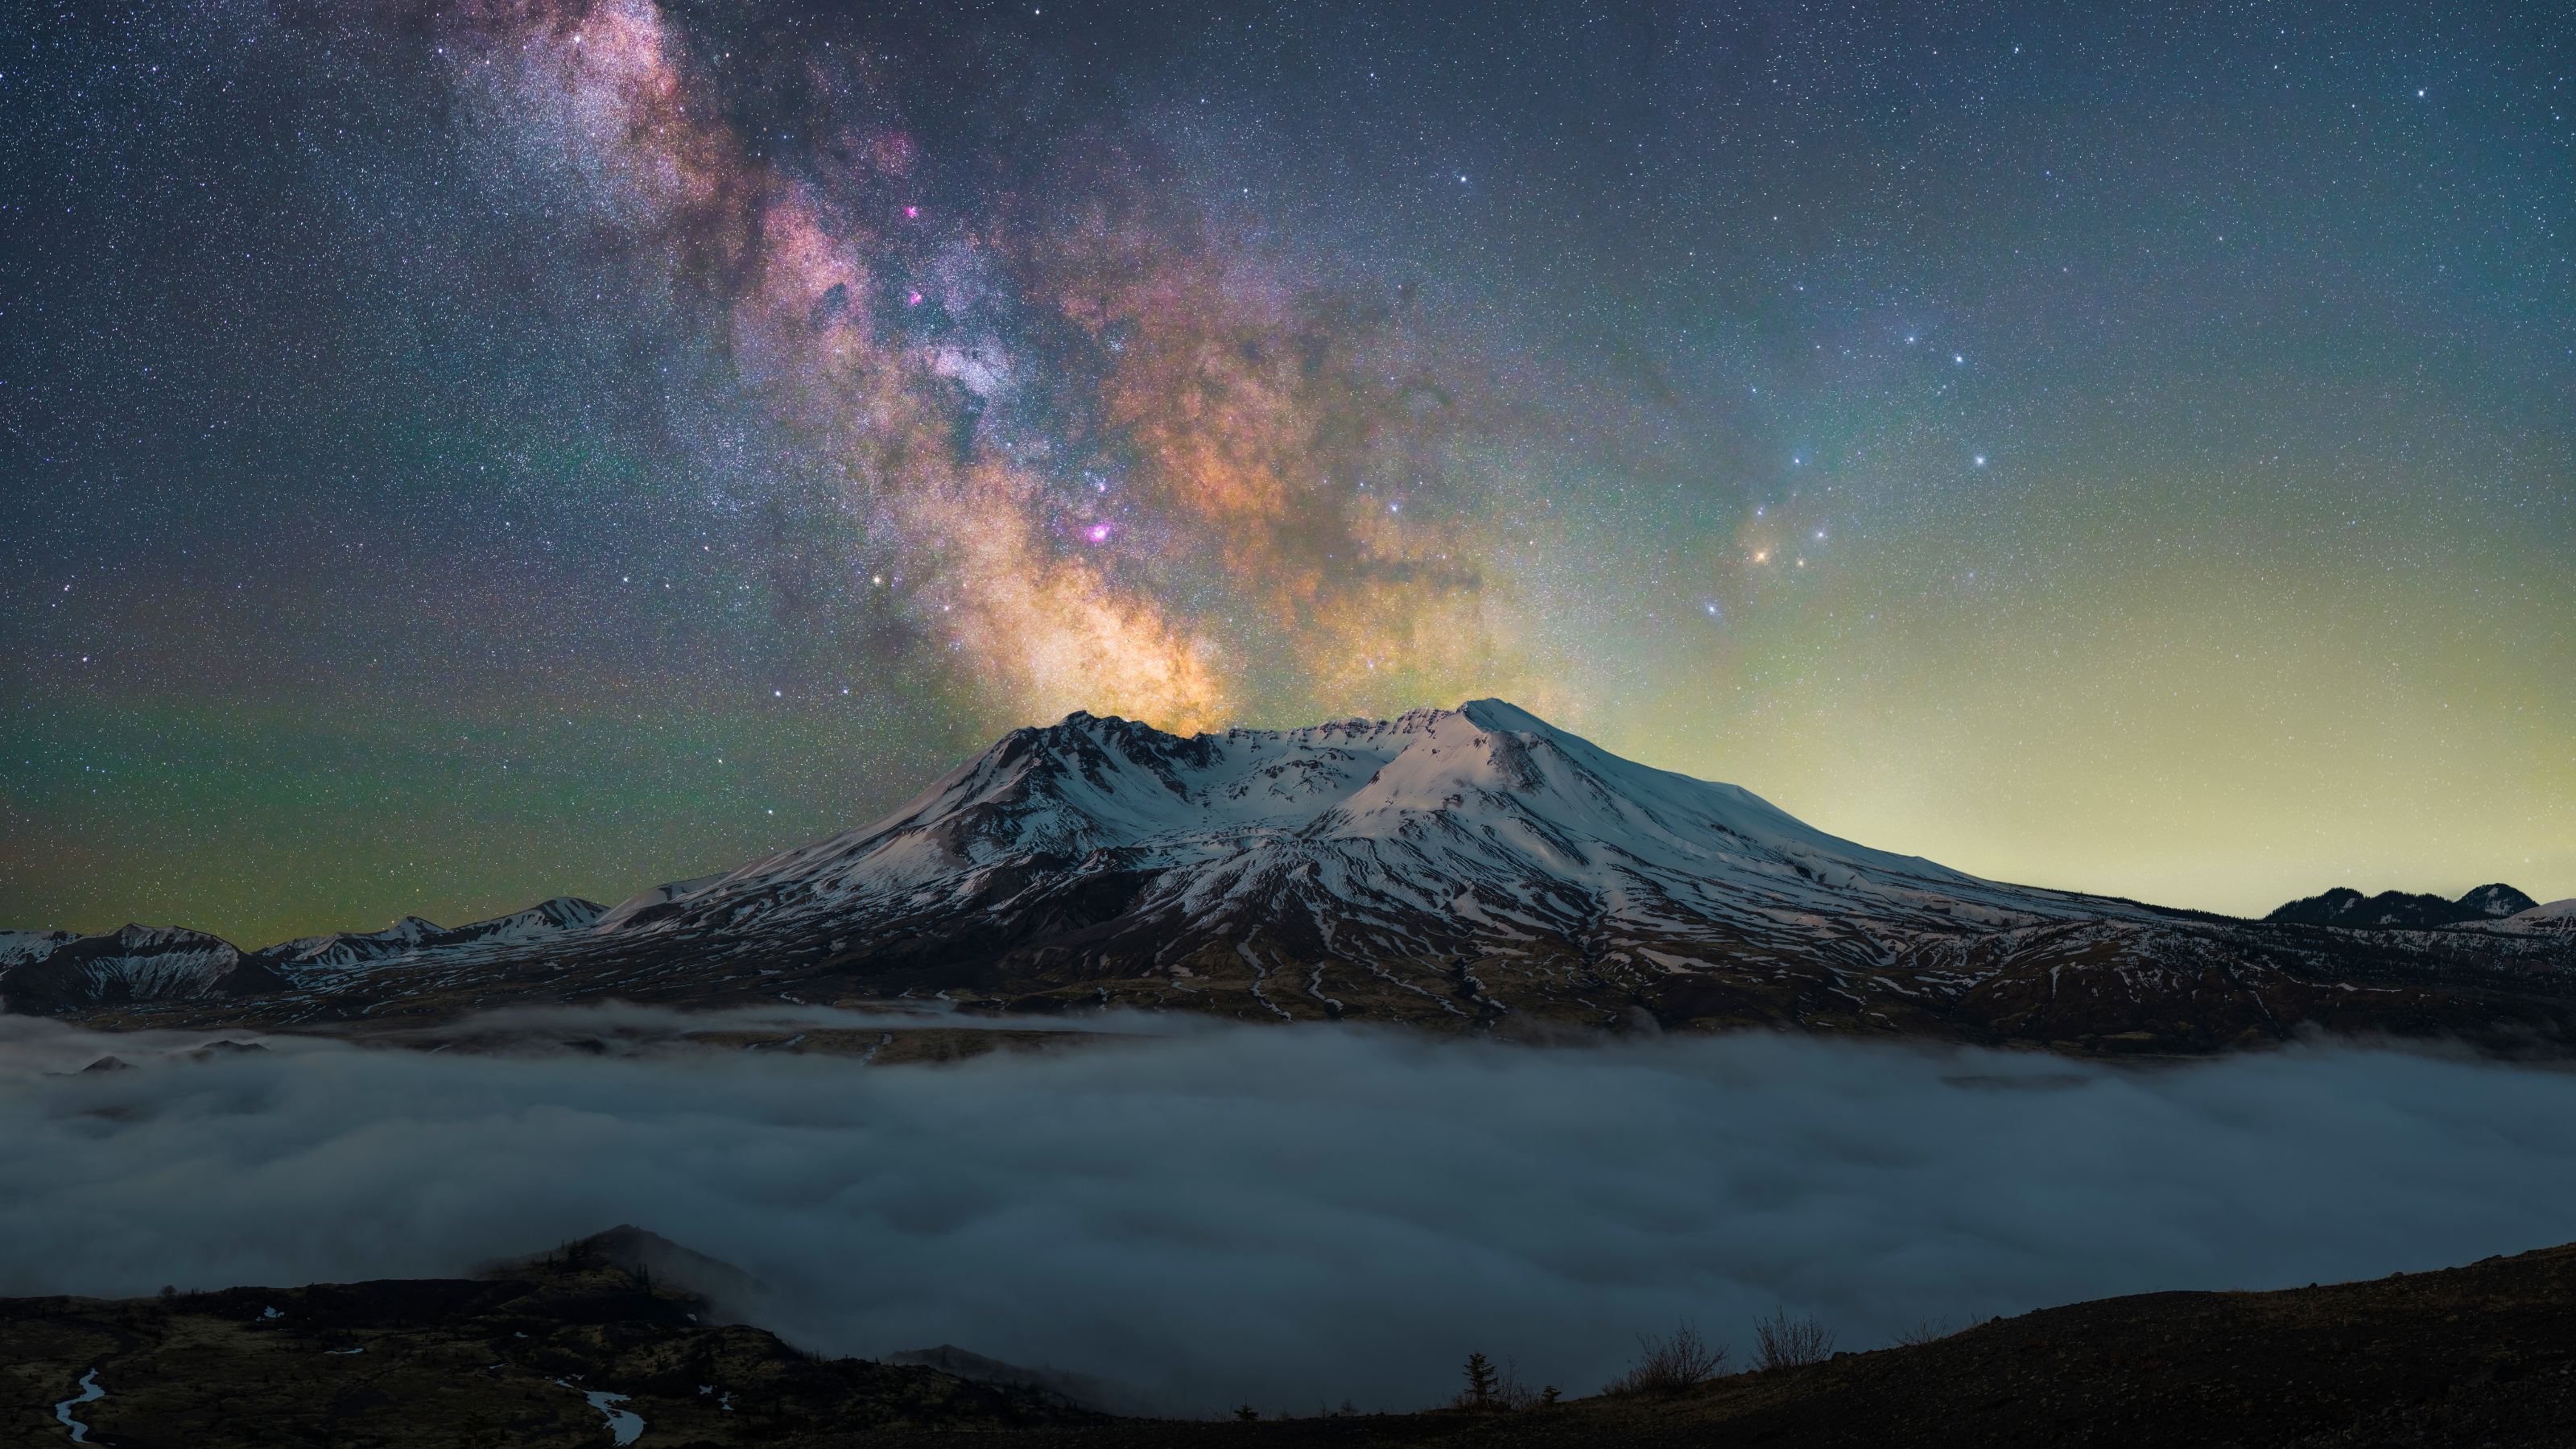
[3,0,2568,943]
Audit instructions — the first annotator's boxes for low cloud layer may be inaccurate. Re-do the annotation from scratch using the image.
[6,1015,2576,1413]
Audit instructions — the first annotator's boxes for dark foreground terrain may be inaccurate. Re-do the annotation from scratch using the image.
[15,1232,2576,1447]
[2,1236,1092,1447]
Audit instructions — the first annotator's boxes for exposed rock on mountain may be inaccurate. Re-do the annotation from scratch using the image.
[10,702,2574,1055]
[0,924,286,1012]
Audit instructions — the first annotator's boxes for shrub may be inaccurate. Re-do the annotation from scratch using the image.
[1752,1307,1835,1371]
[1602,1322,1727,1395]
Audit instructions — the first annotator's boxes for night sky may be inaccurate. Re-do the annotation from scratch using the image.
[5,0,2569,947]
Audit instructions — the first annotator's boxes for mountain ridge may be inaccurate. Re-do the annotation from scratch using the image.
[8,700,2574,1055]
[2266,883,2542,930]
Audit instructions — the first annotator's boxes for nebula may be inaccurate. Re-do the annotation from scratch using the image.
[416,0,1523,734]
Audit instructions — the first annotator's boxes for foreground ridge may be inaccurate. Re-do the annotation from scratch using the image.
[8,700,2574,1055]
[10,1231,2576,1447]
[0,1229,1092,1447]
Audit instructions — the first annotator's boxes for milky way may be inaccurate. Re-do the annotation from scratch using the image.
[3,1,2568,942]
[419,0,1538,737]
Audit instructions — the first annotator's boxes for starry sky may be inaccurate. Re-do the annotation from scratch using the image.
[5,0,2570,947]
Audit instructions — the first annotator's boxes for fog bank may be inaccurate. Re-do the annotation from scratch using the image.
[6,1016,2573,1412]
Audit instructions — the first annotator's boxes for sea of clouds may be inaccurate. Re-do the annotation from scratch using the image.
[6,1009,2575,1414]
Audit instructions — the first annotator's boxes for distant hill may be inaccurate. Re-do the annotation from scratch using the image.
[2266,883,2539,928]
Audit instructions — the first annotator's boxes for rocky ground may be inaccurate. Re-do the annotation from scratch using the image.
[17,1234,2576,1446]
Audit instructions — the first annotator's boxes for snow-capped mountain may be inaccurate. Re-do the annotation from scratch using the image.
[2452,898,2576,936]
[0,929,78,969]
[0,900,602,1015]
[10,701,2575,1053]
[601,700,2124,958]
[0,924,283,1012]
[249,897,605,972]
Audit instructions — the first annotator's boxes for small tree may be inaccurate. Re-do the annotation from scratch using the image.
[1235,1402,1259,1422]
[1603,1322,1726,1396]
[1540,1385,1561,1407]
[1752,1307,1835,1371]
[1461,1352,1500,1410]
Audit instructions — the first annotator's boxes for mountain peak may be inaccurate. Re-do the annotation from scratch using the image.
[1454,696,1557,737]
[592,698,2087,958]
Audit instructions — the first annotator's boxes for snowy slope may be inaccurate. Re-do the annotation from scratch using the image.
[2454,898,2576,935]
[0,925,250,1010]
[0,899,608,1012]
[256,897,606,974]
[0,929,78,969]
[601,700,2136,956]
